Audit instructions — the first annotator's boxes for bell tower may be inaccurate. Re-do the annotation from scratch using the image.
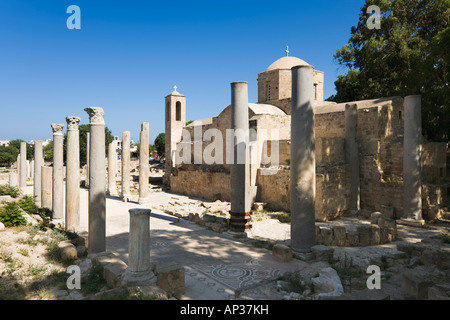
[164,86,186,186]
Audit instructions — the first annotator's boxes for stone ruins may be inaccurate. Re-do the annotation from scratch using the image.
[164,53,447,236]
[0,52,448,301]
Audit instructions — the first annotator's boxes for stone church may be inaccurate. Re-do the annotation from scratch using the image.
[164,51,447,222]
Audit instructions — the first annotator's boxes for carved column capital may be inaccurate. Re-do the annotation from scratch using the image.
[51,124,64,135]
[84,107,105,125]
[66,116,81,130]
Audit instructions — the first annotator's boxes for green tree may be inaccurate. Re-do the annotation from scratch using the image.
[8,139,34,160]
[154,133,165,158]
[63,124,114,166]
[43,140,53,162]
[331,0,449,142]
[0,146,16,166]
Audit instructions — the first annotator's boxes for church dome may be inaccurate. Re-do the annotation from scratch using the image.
[266,56,310,72]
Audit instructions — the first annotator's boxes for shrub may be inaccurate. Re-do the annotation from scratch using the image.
[0,202,27,227]
[81,264,106,294]
[0,185,21,198]
[17,195,38,214]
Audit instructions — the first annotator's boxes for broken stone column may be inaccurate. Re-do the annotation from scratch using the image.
[345,103,360,214]
[138,123,149,205]
[402,95,424,223]
[51,124,64,220]
[290,65,316,255]
[65,117,81,232]
[229,81,252,238]
[28,160,33,179]
[122,208,156,286]
[9,174,18,187]
[19,142,27,189]
[121,131,131,202]
[33,141,44,207]
[107,141,118,196]
[84,107,106,254]
[41,166,52,210]
[86,132,90,188]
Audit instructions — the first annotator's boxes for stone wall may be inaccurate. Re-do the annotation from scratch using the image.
[168,96,447,222]
[170,166,231,202]
[316,214,397,247]
[422,142,447,184]
[256,164,350,222]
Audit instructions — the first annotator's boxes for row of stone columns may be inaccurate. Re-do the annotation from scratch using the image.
[228,68,423,256]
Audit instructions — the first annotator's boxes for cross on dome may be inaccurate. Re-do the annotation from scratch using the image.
[285,45,289,57]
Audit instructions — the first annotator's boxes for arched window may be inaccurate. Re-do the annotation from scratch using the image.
[166,101,169,121]
[176,101,181,121]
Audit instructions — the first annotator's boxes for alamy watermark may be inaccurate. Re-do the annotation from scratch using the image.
[366,265,381,289]
[67,5,81,30]
[66,265,81,289]
[367,5,381,30]
[171,122,280,175]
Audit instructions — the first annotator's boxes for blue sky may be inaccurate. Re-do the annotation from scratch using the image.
[0,0,365,143]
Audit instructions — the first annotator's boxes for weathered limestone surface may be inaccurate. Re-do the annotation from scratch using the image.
[290,65,316,254]
[229,81,252,237]
[107,141,118,196]
[41,166,52,210]
[138,123,150,204]
[9,174,18,187]
[86,132,90,188]
[403,95,423,222]
[51,124,64,220]
[85,107,106,254]
[155,262,185,298]
[65,117,81,232]
[121,131,131,202]
[345,103,360,214]
[19,142,27,188]
[122,208,156,286]
[33,141,44,207]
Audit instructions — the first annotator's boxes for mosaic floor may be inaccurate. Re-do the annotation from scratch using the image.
[189,261,281,293]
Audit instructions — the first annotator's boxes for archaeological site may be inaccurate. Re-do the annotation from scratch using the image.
[0,1,449,308]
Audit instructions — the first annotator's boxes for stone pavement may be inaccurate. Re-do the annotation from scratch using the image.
[77,188,307,300]
[18,185,449,300]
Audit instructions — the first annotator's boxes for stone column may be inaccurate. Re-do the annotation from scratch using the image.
[19,142,27,189]
[84,107,106,254]
[121,208,156,286]
[86,132,90,188]
[229,81,252,238]
[65,117,81,232]
[9,174,18,187]
[51,124,64,220]
[402,95,423,223]
[121,131,131,202]
[16,154,20,173]
[41,166,52,210]
[290,65,316,256]
[345,103,360,215]
[138,123,149,205]
[33,141,44,207]
[107,141,118,196]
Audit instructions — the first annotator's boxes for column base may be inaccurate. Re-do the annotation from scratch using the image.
[292,250,315,261]
[121,268,157,287]
[225,230,251,239]
[229,211,252,236]
[138,197,150,205]
[121,193,132,203]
